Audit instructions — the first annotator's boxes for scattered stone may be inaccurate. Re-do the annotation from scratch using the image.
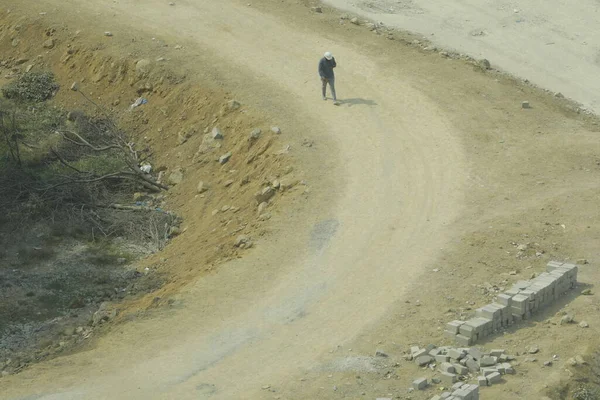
[25,64,34,73]
[234,235,250,248]
[480,356,498,367]
[567,357,578,366]
[258,202,268,215]
[135,59,152,78]
[311,6,322,13]
[431,377,441,384]
[579,321,589,328]
[70,82,78,91]
[522,101,530,109]
[271,126,281,134]
[224,100,241,113]
[92,302,117,325]
[168,226,181,237]
[168,168,184,185]
[575,355,586,365]
[479,59,491,69]
[219,152,232,164]
[581,289,592,295]
[577,258,588,264]
[255,186,275,204]
[104,31,113,37]
[43,38,55,49]
[543,360,553,367]
[197,181,209,193]
[224,179,234,187]
[211,127,224,140]
[412,378,427,390]
[527,345,539,354]
[350,17,359,25]
[375,350,388,358]
[560,314,574,325]
[250,128,261,140]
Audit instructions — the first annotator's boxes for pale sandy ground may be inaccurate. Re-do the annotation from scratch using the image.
[325,0,600,114]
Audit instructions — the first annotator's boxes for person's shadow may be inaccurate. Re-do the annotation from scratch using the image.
[337,98,378,107]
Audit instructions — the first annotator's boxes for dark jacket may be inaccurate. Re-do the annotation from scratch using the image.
[318,57,336,79]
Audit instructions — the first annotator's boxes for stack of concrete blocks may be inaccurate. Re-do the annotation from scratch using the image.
[430,383,479,400]
[445,261,578,345]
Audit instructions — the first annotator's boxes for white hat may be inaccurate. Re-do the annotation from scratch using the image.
[324,51,333,60]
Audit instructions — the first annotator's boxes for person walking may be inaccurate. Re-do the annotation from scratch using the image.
[319,51,338,104]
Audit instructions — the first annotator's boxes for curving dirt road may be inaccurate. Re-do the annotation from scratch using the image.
[1,1,468,399]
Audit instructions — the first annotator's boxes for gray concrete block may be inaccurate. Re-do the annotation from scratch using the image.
[502,362,515,374]
[446,320,464,334]
[413,377,428,390]
[436,354,450,363]
[455,334,472,346]
[496,293,512,306]
[452,363,468,375]
[431,396,442,400]
[451,382,464,391]
[441,393,452,399]
[430,348,442,357]
[413,348,428,358]
[480,367,498,376]
[448,349,465,360]
[440,371,458,384]
[440,362,456,373]
[459,324,475,339]
[468,347,482,360]
[479,355,497,367]
[477,376,488,386]
[487,371,502,384]
[415,355,434,366]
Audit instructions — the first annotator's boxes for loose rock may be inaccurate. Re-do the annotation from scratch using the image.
[168,168,184,185]
[255,186,275,204]
[579,321,589,328]
[43,38,55,49]
[271,126,281,134]
[197,181,209,193]
[211,127,223,140]
[560,314,574,325]
[350,17,359,25]
[219,152,232,164]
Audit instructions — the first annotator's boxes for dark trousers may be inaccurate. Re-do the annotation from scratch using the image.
[321,77,336,100]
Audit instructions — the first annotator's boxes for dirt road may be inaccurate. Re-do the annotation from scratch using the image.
[2,0,466,398]
[326,0,600,114]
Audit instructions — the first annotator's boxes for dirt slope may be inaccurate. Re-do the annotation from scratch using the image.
[1,0,599,399]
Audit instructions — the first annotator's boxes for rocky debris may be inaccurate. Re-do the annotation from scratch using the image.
[234,235,253,249]
[222,100,241,115]
[579,321,589,328]
[168,226,181,237]
[445,261,578,345]
[581,289,592,295]
[255,186,275,204]
[104,31,113,37]
[70,82,78,91]
[211,127,224,140]
[223,179,234,187]
[375,350,388,358]
[250,128,261,140]
[92,302,117,326]
[527,345,539,354]
[257,202,268,215]
[560,314,574,325]
[409,344,515,393]
[42,38,55,49]
[135,59,152,78]
[479,59,491,70]
[271,126,281,134]
[311,6,322,13]
[168,168,184,185]
[350,17,359,25]
[522,101,531,109]
[197,181,209,193]
[219,152,232,164]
